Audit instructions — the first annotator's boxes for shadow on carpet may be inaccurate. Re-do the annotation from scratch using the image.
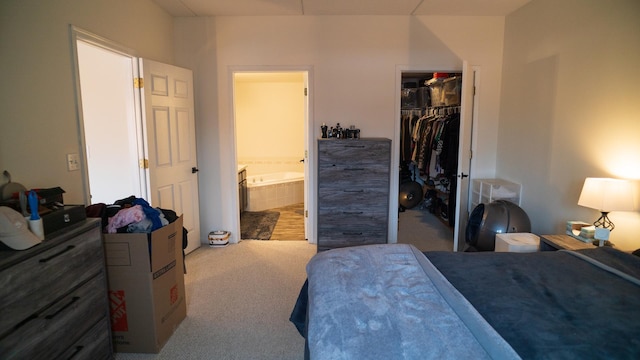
[241,211,280,240]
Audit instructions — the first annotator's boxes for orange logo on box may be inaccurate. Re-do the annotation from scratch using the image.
[109,290,129,332]
[170,284,178,305]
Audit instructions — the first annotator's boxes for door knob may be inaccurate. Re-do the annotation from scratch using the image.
[192,167,199,174]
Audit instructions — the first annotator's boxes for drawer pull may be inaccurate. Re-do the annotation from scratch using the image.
[68,346,85,359]
[343,168,365,171]
[342,232,363,236]
[343,189,364,193]
[39,245,75,263]
[344,145,366,148]
[12,313,38,331]
[342,211,364,215]
[45,296,80,320]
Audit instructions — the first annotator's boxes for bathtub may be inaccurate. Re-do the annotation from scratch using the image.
[246,172,304,212]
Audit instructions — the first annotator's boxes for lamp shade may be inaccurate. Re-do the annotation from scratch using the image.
[577,178,636,212]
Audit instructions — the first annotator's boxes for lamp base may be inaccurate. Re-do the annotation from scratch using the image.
[594,227,611,247]
[593,212,615,231]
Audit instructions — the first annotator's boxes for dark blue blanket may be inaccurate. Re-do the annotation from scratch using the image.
[426,247,640,359]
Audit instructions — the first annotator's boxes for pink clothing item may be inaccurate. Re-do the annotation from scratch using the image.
[106,205,145,233]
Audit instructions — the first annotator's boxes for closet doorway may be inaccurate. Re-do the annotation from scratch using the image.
[395,63,476,252]
[232,71,311,241]
[73,30,145,205]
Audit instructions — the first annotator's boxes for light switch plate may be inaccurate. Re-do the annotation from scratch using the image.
[67,153,80,171]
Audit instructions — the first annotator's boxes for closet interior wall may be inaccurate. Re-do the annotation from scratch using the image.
[400,72,462,228]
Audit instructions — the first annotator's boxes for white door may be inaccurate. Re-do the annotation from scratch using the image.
[453,62,477,251]
[140,59,201,254]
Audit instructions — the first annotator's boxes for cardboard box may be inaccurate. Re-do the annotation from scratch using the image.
[103,216,186,353]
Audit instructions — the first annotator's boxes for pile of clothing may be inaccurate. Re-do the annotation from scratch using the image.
[86,196,179,234]
[86,196,188,273]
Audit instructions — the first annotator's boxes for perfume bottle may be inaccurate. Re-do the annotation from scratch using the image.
[321,123,328,138]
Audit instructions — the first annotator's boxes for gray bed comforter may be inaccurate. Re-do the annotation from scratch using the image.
[306,244,520,359]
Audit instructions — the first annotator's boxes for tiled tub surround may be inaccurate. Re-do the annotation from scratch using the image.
[238,157,303,177]
[246,172,304,212]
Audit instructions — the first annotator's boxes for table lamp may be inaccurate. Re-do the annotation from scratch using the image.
[577,177,635,231]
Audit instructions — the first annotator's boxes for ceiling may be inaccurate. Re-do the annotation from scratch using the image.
[152,0,533,17]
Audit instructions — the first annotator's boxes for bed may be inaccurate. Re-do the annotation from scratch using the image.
[290,244,640,359]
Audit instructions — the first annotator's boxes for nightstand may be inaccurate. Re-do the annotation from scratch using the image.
[540,234,596,251]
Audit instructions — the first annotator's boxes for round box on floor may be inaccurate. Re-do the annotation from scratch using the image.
[209,230,230,247]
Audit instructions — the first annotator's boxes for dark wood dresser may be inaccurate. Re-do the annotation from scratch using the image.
[0,218,112,359]
[317,138,391,251]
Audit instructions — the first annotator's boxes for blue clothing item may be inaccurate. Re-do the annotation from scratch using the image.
[132,198,164,231]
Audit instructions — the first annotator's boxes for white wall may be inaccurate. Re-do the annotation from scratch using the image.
[174,15,506,244]
[0,0,174,204]
[497,0,640,250]
[235,72,305,177]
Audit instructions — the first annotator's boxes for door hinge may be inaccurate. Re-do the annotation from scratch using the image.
[305,210,308,218]
[473,86,476,96]
[134,77,144,89]
[139,159,149,169]
[304,87,308,96]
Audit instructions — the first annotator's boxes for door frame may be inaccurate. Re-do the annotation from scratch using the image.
[228,65,315,243]
[453,62,479,251]
[393,64,476,250]
[70,26,146,205]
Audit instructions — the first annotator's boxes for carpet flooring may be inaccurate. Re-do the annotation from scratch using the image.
[240,211,280,240]
[397,207,454,251]
[114,239,316,360]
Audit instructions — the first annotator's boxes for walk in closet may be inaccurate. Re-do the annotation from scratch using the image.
[398,72,462,251]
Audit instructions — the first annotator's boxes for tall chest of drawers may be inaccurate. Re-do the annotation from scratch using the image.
[0,219,113,360]
[317,138,391,251]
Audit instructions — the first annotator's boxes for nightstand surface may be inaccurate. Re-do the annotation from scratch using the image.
[540,234,596,251]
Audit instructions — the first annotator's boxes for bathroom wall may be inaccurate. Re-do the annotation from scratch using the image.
[235,72,306,177]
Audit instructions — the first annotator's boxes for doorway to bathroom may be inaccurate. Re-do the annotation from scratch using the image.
[233,71,309,241]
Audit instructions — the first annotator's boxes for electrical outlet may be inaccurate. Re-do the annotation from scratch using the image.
[67,153,80,171]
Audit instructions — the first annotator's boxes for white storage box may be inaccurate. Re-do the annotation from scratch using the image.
[495,233,539,253]
[208,230,230,247]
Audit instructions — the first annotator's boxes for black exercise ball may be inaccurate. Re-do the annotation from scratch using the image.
[465,200,531,251]
[399,181,423,210]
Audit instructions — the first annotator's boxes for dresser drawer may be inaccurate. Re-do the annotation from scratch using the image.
[0,226,104,336]
[317,226,387,249]
[55,316,112,360]
[318,140,390,165]
[317,164,390,189]
[318,205,388,221]
[0,272,109,360]
[318,186,388,206]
